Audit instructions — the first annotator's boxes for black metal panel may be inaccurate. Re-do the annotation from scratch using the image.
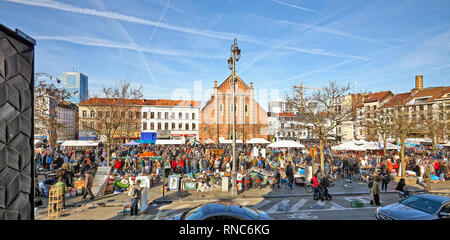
[0,24,34,220]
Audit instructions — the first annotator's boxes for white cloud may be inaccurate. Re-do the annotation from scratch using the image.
[272,0,316,13]
[35,35,224,59]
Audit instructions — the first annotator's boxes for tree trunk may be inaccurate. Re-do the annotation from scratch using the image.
[320,137,325,175]
[400,137,405,177]
[383,133,387,156]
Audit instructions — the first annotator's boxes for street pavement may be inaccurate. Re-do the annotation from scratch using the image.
[34,176,450,220]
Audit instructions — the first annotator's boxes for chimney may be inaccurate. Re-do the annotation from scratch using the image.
[250,82,253,89]
[214,80,218,88]
[415,75,423,90]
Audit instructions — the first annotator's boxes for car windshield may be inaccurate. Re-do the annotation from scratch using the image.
[400,196,442,214]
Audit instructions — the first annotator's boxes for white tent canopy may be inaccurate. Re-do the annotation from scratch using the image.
[202,139,214,144]
[268,140,305,148]
[155,139,184,145]
[246,138,270,144]
[364,141,401,150]
[219,138,243,144]
[34,140,43,145]
[61,140,99,147]
[332,140,366,151]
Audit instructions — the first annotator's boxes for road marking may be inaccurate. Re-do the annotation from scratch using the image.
[288,199,307,212]
[329,201,346,210]
[254,200,271,209]
[266,200,290,214]
[316,200,326,207]
[344,196,370,204]
[287,212,318,220]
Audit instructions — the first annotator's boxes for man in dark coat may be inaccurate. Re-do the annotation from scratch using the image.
[320,174,332,201]
[285,163,294,189]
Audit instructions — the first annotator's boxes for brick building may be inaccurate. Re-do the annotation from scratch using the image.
[200,74,268,143]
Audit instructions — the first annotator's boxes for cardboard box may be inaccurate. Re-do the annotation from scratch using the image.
[105,184,114,194]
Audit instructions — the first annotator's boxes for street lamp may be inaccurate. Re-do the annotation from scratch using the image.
[228,38,240,197]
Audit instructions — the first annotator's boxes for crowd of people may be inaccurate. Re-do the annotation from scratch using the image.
[34,141,449,211]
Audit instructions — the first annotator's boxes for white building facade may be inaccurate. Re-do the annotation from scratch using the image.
[141,102,200,140]
[56,103,78,141]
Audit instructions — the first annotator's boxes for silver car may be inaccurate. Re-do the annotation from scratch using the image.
[376,194,450,220]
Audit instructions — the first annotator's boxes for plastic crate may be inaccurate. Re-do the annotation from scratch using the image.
[351,200,364,208]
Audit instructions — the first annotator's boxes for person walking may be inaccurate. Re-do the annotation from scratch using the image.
[311,173,320,200]
[381,170,390,192]
[82,171,95,202]
[272,168,281,189]
[129,179,142,216]
[371,176,381,206]
[285,163,294,190]
[320,174,332,201]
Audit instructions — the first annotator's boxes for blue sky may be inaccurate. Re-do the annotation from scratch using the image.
[1,0,450,110]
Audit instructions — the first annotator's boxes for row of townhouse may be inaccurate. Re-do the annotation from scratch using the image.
[355,75,449,143]
[264,75,449,145]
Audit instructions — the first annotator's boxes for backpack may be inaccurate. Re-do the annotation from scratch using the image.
[368,181,374,189]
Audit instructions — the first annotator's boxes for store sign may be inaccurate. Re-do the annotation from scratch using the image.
[157,130,170,139]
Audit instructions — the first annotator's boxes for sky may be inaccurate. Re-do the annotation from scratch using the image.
[1,0,450,110]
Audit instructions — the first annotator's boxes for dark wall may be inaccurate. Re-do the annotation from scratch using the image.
[0,24,34,220]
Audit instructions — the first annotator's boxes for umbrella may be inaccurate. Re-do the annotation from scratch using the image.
[140,152,155,157]
[123,140,140,146]
[268,140,305,148]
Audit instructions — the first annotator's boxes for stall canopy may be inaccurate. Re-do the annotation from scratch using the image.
[155,139,184,145]
[219,138,243,144]
[123,140,140,146]
[202,139,214,144]
[34,140,43,145]
[331,140,366,151]
[140,152,155,157]
[268,140,305,148]
[61,140,99,147]
[364,141,401,150]
[246,138,270,144]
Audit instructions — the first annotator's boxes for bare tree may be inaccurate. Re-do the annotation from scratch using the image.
[80,80,143,166]
[363,108,393,155]
[286,81,354,174]
[34,80,72,148]
[386,105,419,177]
[421,114,445,152]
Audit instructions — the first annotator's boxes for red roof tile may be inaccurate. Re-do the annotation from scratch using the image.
[277,112,295,117]
[364,91,393,103]
[382,92,412,108]
[79,98,200,107]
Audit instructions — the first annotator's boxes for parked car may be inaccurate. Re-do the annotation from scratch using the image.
[376,194,450,220]
[166,202,271,220]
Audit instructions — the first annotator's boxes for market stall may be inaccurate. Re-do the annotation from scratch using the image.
[61,140,99,151]
[246,138,270,144]
[155,139,184,145]
[268,140,305,148]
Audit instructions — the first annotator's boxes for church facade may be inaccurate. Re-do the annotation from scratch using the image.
[199,74,268,143]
